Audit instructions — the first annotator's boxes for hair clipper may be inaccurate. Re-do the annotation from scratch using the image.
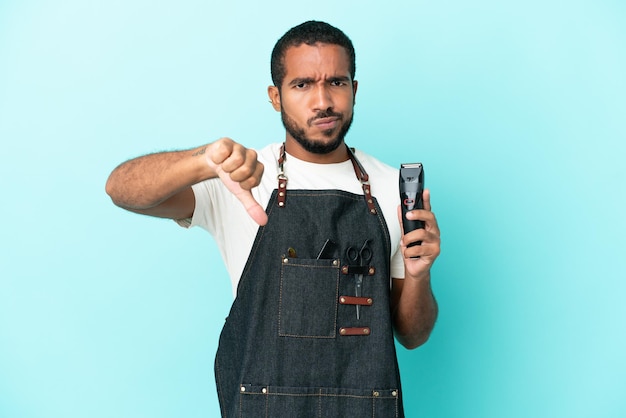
[399,163,424,246]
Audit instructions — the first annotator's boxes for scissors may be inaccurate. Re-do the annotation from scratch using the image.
[345,239,373,320]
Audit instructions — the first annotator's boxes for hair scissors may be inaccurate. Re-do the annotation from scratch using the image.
[345,239,372,320]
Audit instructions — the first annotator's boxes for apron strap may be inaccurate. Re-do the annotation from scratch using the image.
[277,144,288,208]
[346,146,378,215]
[276,143,378,215]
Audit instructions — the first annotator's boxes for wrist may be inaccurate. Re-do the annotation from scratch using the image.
[190,144,219,179]
[406,268,431,283]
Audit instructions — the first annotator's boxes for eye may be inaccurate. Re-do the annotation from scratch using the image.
[330,79,348,87]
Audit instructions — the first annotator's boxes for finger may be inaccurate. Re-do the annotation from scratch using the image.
[422,188,432,211]
[404,209,439,238]
[416,210,440,237]
[234,189,269,226]
[401,233,440,258]
[209,138,235,165]
[402,228,426,247]
[405,208,440,238]
[401,223,440,251]
[402,230,439,251]
[221,145,252,174]
[238,162,264,190]
[227,150,260,183]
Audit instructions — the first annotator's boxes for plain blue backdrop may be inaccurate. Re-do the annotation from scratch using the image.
[1,1,625,417]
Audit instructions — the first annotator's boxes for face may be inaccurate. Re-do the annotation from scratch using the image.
[268,43,358,158]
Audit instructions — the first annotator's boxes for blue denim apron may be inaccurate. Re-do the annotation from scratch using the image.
[215,145,404,417]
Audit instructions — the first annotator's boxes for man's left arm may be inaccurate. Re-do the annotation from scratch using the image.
[391,189,441,349]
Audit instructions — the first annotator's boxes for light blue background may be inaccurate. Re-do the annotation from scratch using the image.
[1,1,625,417]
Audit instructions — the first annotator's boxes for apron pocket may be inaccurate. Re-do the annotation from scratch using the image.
[279,257,340,338]
[239,384,400,418]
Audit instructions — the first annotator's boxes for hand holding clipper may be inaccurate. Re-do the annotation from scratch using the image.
[399,163,424,247]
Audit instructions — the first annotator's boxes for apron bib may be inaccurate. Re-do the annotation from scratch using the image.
[215,145,404,418]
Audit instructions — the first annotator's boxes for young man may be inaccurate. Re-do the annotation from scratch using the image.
[106,20,440,418]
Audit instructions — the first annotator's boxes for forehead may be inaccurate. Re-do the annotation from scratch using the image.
[282,43,351,82]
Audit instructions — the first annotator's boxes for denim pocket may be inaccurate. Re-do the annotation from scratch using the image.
[278,257,340,338]
[239,385,400,418]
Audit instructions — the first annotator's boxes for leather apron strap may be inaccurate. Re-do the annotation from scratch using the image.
[276,143,378,215]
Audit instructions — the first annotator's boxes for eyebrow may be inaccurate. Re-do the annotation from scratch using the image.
[287,76,351,87]
[288,77,316,87]
[328,76,351,83]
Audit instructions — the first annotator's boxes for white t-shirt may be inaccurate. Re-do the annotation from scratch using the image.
[181,143,405,296]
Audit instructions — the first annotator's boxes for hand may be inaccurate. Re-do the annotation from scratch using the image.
[206,138,268,226]
[397,189,441,279]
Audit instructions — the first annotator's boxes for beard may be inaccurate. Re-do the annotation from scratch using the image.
[281,106,354,155]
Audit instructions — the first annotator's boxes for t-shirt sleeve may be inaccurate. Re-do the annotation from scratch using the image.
[390,246,405,279]
[173,179,221,235]
[174,217,192,228]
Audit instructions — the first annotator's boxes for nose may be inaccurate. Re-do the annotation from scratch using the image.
[312,84,333,111]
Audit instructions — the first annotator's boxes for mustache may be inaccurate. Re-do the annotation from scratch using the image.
[308,110,343,126]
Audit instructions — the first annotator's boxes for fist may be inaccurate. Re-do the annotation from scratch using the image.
[206,138,268,226]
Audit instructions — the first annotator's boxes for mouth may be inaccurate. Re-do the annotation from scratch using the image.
[312,117,340,131]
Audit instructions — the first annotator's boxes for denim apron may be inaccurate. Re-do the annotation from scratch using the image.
[215,145,404,418]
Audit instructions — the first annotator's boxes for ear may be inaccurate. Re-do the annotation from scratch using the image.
[352,80,358,104]
[267,86,281,112]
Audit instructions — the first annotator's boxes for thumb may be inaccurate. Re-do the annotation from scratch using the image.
[233,188,269,226]
[215,166,268,226]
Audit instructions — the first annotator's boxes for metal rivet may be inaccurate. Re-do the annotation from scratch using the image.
[341,266,349,274]
[363,328,370,335]
[332,259,338,266]
[340,297,346,303]
[279,191,284,197]
[262,388,267,394]
[370,209,377,214]
[392,390,398,397]
[367,298,373,305]
[340,328,346,335]
[373,391,379,397]
[368,267,375,275]
[278,202,284,207]
[367,199,373,204]
[279,183,285,188]
[283,258,288,264]
[240,386,246,392]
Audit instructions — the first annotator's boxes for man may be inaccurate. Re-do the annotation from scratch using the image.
[106,20,440,418]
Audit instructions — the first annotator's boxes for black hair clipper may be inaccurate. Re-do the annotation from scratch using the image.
[399,163,424,246]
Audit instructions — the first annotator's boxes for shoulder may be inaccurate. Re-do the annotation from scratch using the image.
[255,142,282,171]
[353,147,400,224]
[352,147,399,214]
[353,148,399,181]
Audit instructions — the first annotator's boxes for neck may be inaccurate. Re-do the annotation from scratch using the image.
[284,137,349,164]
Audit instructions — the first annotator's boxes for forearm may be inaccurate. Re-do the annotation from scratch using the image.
[391,273,438,349]
[105,145,214,210]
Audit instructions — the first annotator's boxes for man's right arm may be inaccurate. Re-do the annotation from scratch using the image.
[105,138,267,225]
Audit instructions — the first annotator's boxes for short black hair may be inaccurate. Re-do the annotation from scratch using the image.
[270,21,356,89]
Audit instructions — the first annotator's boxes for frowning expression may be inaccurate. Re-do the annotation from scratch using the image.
[268,43,358,157]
